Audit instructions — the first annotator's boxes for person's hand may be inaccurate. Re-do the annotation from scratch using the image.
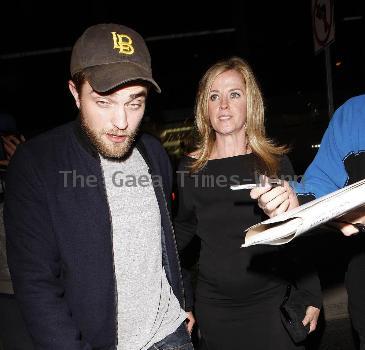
[186,311,195,334]
[250,176,299,217]
[1,134,25,160]
[302,306,320,333]
[332,207,365,236]
[0,159,9,167]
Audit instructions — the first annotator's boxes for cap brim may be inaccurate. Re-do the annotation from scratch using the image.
[84,62,161,93]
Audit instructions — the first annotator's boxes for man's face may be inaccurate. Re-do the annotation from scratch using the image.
[69,80,147,158]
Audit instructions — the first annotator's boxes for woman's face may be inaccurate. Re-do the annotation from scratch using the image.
[208,69,247,137]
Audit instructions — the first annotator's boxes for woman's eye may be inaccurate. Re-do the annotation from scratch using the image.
[209,94,219,101]
[230,91,241,98]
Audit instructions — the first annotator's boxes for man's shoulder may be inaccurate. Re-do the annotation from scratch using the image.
[10,121,76,166]
[137,133,172,177]
[138,132,164,149]
[333,95,365,125]
[26,122,74,148]
[137,132,169,159]
[342,94,365,109]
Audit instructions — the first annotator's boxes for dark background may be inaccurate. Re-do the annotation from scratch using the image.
[0,0,364,173]
[1,2,365,348]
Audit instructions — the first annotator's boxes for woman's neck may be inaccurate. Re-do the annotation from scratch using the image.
[210,134,250,159]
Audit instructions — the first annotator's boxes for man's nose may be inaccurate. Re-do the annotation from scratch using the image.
[112,108,128,130]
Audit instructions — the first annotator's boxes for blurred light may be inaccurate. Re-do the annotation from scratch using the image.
[163,140,182,147]
[311,144,320,149]
[335,61,342,67]
[343,16,363,22]
[160,126,192,138]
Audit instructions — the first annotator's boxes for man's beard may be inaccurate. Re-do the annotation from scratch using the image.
[80,111,139,159]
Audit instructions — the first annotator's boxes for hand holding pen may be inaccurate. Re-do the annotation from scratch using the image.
[233,175,299,218]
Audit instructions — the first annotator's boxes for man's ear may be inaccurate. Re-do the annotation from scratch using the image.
[68,80,81,109]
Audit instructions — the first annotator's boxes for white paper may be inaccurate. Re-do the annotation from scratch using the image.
[243,178,365,247]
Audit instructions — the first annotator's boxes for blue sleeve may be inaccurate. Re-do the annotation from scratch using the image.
[294,95,365,198]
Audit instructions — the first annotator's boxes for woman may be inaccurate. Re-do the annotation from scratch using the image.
[175,57,321,350]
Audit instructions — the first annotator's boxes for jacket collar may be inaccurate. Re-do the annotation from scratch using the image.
[73,116,99,158]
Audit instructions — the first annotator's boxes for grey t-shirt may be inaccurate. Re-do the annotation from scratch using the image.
[100,148,186,350]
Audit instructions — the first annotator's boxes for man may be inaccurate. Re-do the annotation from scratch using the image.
[0,114,32,349]
[251,95,365,349]
[0,113,25,168]
[4,23,194,350]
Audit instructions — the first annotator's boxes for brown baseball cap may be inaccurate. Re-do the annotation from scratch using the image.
[70,23,161,93]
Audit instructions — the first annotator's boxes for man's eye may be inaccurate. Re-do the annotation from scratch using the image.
[126,100,143,110]
[96,100,109,107]
[129,103,142,110]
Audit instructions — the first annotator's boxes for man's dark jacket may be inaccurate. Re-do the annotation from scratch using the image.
[4,121,190,350]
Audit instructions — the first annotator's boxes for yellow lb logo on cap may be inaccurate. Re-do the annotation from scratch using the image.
[111,32,135,55]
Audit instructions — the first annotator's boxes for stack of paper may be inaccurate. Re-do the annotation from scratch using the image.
[243,179,365,247]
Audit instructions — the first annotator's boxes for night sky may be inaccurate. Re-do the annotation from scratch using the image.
[0,0,364,170]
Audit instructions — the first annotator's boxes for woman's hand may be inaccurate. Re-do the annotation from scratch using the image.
[302,306,320,333]
[250,176,299,217]
[186,311,196,334]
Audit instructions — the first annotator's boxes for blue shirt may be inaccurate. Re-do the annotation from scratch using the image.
[294,95,365,199]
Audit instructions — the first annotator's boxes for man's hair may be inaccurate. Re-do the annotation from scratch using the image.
[72,71,88,95]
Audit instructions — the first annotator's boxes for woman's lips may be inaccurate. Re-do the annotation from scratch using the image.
[218,115,232,120]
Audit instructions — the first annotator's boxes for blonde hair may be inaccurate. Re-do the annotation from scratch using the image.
[190,56,288,175]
